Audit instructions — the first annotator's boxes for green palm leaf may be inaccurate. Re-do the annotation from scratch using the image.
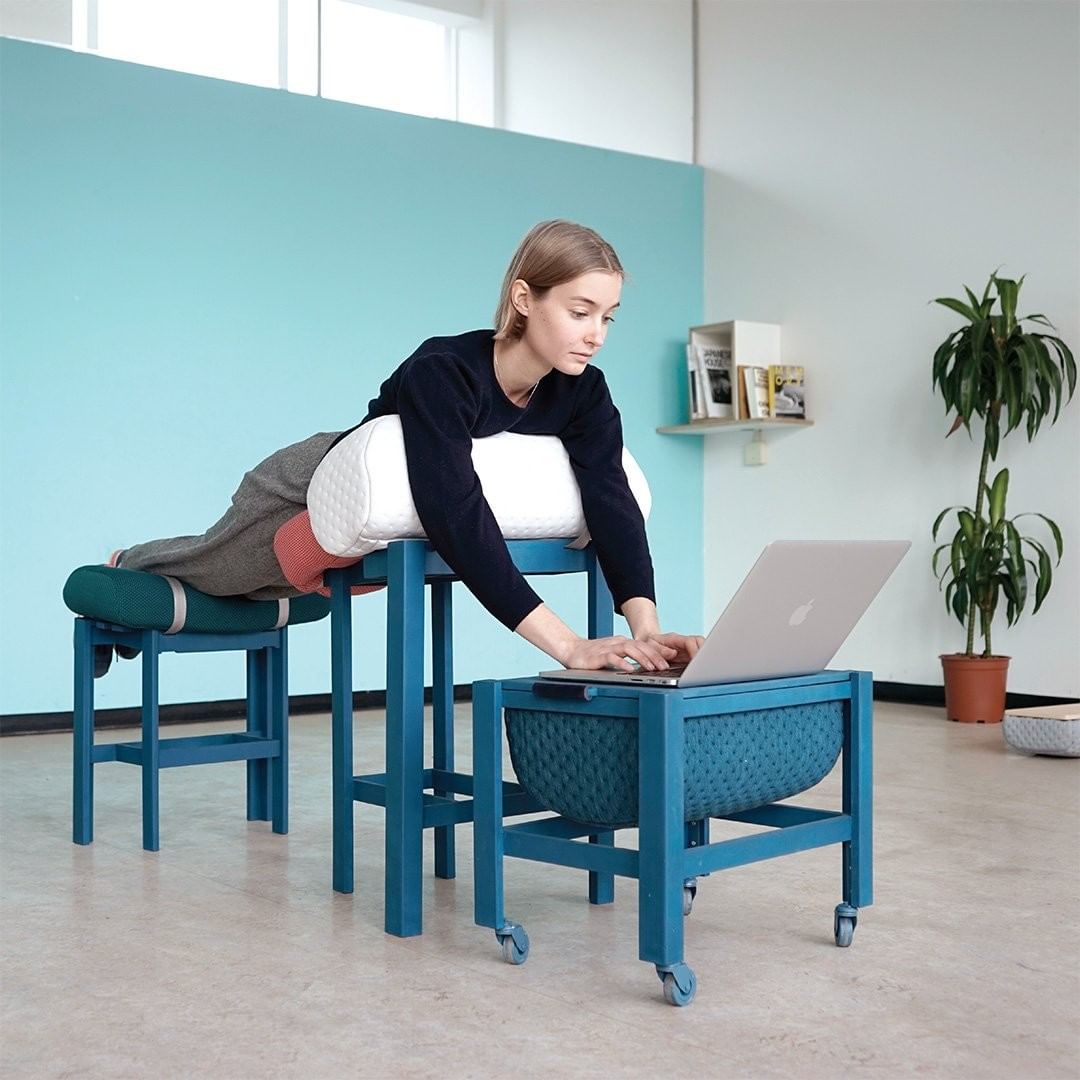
[935,296,978,322]
[1018,517,1063,559]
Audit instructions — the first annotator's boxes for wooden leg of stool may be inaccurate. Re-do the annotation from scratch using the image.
[432,580,455,880]
[385,540,426,937]
[270,631,288,835]
[586,548,614,638]
[141,631,161,852]
[246,648,270,823]
[329,569,355,893]
[588,832,616,904]
[587,556,616,902]
[72,619,95,845]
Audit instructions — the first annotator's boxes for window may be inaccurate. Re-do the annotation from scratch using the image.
[80,0,283,89]
[321,1,454,120]
[3,1,492,125]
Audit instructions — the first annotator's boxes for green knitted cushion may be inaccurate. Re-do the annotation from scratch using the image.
[505,702,844,828]
[63,565,330,634]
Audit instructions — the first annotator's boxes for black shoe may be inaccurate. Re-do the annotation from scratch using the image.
[93,645,113,679]
[115,644,142,661]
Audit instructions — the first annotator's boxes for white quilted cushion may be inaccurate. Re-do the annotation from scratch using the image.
[307,415,652,558]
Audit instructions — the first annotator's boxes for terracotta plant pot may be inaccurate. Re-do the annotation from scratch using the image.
[940,654,1011,723]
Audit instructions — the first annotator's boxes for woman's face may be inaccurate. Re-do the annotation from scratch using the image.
[515,270,622,374]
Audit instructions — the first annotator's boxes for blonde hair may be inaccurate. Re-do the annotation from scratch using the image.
[493,220,624,342]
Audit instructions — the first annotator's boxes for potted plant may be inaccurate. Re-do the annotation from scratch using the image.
[930,274,1075,723]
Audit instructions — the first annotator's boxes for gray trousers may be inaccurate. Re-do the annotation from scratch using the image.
[119,431,342,600]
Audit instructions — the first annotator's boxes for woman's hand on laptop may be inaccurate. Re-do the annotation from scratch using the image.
[563,635,674,672]
[635,631,705,665]
[618,599,704,666]
[515,603,673,671]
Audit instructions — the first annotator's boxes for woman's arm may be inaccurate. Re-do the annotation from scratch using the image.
[557,376,703,666]
[620,596,662,637]
[560,371,656,613]
[397,361,544,630]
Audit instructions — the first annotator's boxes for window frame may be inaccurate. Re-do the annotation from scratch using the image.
[61,0,491,124]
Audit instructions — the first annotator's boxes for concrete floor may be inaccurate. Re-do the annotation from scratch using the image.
[1,700,1077,1079]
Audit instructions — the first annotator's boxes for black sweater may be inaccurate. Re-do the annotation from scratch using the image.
[357,329,655,630]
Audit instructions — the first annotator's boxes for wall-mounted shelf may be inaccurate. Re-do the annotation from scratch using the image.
[657,418,814,435]
[657,417,813,466]
[670,318,811,464]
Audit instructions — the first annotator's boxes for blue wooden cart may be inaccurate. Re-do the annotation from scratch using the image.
[472,671,873,1006]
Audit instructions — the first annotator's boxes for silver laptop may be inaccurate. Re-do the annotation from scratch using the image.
[540,540,910,688]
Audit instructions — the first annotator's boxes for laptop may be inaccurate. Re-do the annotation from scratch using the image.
[540,540,911,688]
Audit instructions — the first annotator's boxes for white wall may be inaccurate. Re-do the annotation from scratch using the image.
[0,0,69,43]
[499,0,694,162]
[697,0,1079,695]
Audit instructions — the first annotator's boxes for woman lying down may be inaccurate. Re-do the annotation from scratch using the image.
[105,220,703,677]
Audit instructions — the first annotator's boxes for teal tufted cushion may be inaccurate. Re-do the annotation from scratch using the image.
[505,703,843,827]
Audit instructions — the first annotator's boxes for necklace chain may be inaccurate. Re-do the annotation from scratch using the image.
[494,350,539,408]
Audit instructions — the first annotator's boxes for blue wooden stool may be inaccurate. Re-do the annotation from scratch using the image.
[472,671,873,1006]
[65,564,330,851]
[327,537,613,938]
[73,619,291,851]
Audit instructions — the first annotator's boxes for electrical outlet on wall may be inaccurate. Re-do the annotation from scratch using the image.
[744,431,767,466]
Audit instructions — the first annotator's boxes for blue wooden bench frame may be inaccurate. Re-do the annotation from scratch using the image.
[471,670,873,1006]
[327,537,613,938]
[72,617,288,851]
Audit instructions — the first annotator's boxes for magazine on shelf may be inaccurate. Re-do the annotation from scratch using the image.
[695,344,735,419]
[744,366,770,418]
[767,365,806,418]
[686,344,706,420]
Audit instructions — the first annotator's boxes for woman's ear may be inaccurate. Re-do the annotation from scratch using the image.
[511,279,531,316]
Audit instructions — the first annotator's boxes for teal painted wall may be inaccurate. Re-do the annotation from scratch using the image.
[0,39,703,714]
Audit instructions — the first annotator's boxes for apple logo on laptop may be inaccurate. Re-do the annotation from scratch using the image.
[788,599,815,627]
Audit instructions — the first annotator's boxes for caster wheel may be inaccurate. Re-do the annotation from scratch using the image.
[659,964,697,1007]
[496,924,529,965]
[682,882,697,917]
[834,904,858,948]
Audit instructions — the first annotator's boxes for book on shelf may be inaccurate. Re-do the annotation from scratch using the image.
[686,344,706,420]
[736,364,751,421]
[694,343,735,419]
[744,366,770,419]
[767,365,806,418]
